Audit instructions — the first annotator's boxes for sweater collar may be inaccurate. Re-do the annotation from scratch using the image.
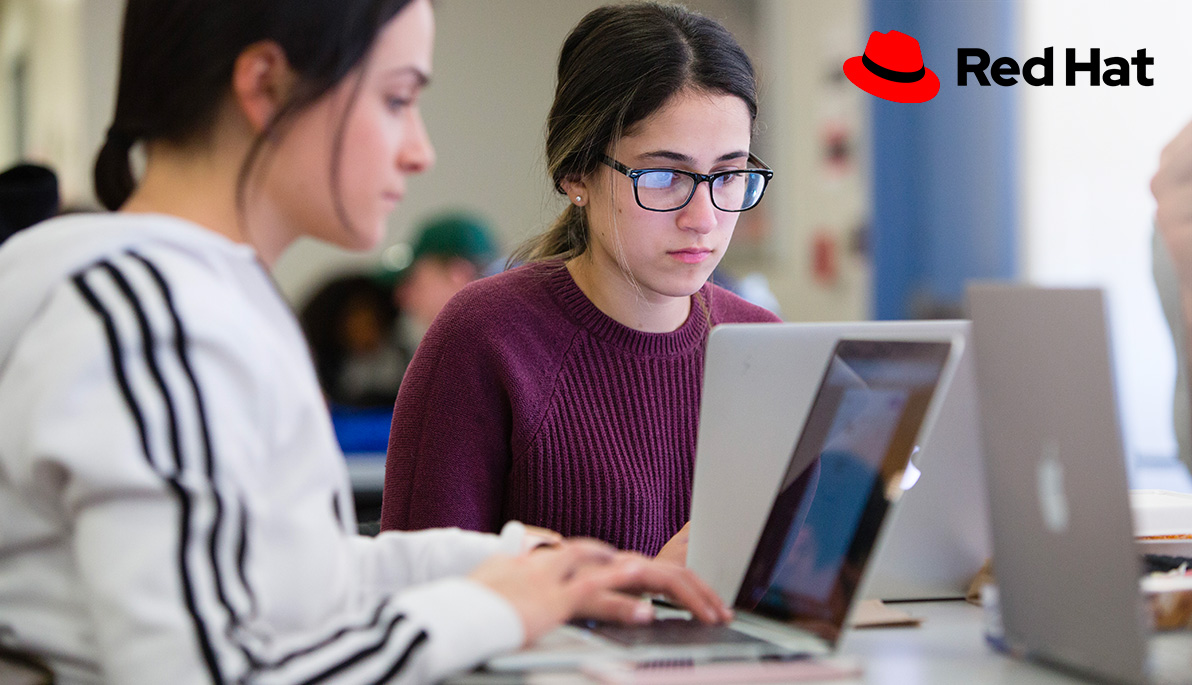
[542,260,709,356]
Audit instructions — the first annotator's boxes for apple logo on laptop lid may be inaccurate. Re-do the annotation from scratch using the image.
[1037,440,1071,534]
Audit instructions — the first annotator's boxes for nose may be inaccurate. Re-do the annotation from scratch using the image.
[676,181,718,234]
[398,106,436,174]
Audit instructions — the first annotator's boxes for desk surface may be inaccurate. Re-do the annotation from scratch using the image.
[837,600,1085,684]
[449,600,1094,684]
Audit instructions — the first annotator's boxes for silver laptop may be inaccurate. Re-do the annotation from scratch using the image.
[488,339,956,672]
[688,321,988,602]
[969,284,1191,685]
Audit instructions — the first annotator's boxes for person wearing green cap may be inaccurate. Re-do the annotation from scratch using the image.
[391,212,499,348]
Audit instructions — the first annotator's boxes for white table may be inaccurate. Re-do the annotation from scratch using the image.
[448,600,1094,684]
[837,600,1086,684]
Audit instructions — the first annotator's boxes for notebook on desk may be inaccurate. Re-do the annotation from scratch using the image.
[687,321,989,603]
[487,338,957,672]
[969,284,1192,685]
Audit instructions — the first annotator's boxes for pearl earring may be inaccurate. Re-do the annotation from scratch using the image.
[575,196,582,202]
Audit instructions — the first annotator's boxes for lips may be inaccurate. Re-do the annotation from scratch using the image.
[668,247,712,264]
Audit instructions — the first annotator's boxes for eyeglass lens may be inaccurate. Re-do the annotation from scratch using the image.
[634,170,767,211]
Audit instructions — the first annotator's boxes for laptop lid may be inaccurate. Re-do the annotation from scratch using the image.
[486,337,955,673]
[688,321,985,602]
[968,284,1151,685]
[729,338,954,646]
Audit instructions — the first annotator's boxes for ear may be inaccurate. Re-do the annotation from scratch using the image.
[559,174,589,207]
[231,41,296,133]
[445,258,479,287]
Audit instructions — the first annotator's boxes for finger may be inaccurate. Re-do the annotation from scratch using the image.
[574,556,731,624]
[574,590,655,625]
[524,525,564,544]
[522,525,565,553]
[531,539,618,581]
[616,560,732,624]
[556,539,618,570]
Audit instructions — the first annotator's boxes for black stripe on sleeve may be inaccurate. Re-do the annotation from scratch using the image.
[259,602,392,672]
[125,252,435,683]
[122,254,256,626]
[98,261,183,473]
[72,273,152,468]
[235,500,256,620]
[125,253,217,478]
[367,631,429,685]
[72,265,227,683]
[294,619,425,685]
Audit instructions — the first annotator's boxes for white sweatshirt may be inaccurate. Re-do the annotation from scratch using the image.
[0,214,525,684]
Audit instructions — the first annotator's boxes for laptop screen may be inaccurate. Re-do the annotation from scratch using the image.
[733,339,952,643]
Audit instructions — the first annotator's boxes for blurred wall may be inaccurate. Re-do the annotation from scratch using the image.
[272,0,796,310]
[756,0,869,322]
[0,0,869,319]
[1,0,86,200]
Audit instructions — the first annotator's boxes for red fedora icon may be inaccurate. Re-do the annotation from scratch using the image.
[844,30,940,103]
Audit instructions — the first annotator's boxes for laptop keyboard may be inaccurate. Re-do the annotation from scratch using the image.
[576,619,771,647]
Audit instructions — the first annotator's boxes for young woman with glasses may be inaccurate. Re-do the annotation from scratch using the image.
[382,3,781,563]
[0,1,730,681]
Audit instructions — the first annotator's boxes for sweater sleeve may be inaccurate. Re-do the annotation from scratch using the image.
[0,254,524,684]
[381,291,518,533]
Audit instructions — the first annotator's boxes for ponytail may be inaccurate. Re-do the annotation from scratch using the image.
[511,203,588,265]
[93,128,136,211]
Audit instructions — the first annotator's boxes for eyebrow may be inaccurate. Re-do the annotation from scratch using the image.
[380,67,432,87]
[637,149,751,166]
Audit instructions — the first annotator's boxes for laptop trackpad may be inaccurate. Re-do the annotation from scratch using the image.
[578,618,771,647]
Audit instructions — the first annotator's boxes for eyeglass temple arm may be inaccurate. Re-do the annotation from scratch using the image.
[747,152,772,171]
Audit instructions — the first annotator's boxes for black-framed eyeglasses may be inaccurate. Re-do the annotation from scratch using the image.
[599,153,773,212]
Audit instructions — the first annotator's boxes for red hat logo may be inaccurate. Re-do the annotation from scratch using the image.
[844,31,940,103]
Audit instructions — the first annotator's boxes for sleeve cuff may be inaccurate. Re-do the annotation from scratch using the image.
[395,577,525,682]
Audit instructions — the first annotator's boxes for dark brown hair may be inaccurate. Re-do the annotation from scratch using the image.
[94,0,415,213]
[513,2,758,264]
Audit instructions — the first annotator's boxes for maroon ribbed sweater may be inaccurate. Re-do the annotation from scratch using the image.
[380,260,780,554]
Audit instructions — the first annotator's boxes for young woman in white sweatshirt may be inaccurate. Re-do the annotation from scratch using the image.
[0,1,728,682]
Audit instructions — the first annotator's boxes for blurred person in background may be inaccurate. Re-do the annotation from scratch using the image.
[0,162,59,245]
[298,215,497,456]
[300,273,405,408]
[1152,231,1192,476]
[389,211,499,349]
[300,214,498,409]
[1153,118,1192,479]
